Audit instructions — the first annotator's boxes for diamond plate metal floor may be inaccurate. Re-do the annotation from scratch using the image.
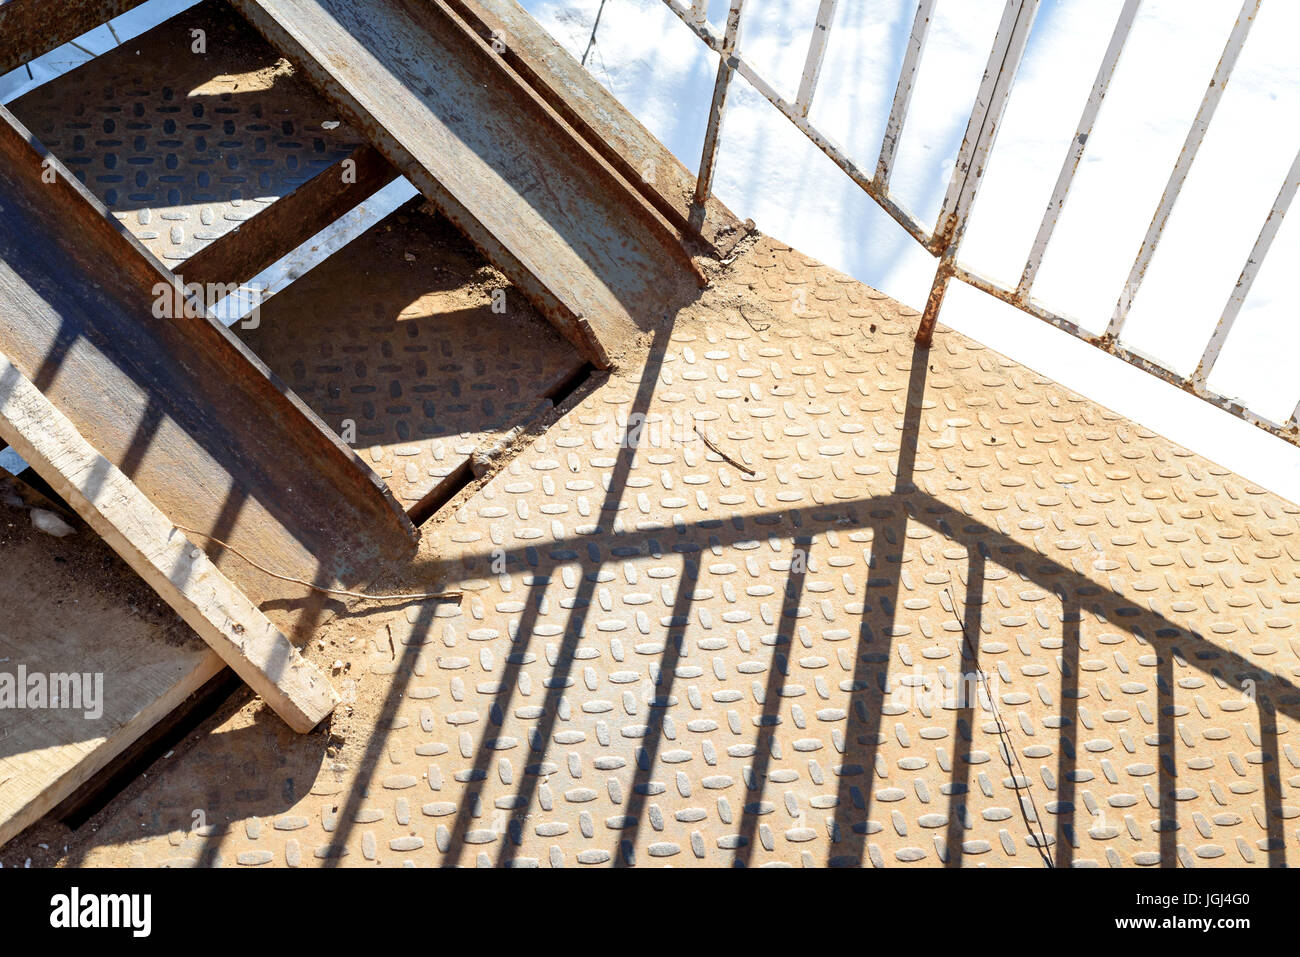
[237,200,587,513]
[13,235,1300,868]
[8,0,364,268]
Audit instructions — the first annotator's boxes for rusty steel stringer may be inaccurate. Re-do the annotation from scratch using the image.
[0,0,727,734]
[227,0,711,371]
[0,104,419,635]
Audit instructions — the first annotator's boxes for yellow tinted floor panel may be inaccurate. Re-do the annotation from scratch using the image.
[12,236,1300,868]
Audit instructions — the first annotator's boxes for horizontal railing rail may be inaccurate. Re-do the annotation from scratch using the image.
[660,0,1300,446]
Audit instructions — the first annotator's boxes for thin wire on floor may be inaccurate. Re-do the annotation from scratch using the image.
[947,585,1055,868]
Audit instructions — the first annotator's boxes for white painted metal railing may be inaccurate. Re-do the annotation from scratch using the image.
[662,0,1300,446]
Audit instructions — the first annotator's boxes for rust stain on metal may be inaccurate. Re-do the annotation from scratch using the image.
[444,0,749,258]
[0,106,417,635]
[0,0,148,75]
[229,0,708,369]
[9,1,382,280]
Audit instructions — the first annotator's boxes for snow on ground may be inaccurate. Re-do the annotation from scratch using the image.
[3,0,1298,501]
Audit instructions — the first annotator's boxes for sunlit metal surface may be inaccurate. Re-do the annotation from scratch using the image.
[662,0,1297,446]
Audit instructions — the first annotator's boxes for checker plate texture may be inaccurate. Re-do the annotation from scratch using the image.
[238,203,586,511]
[24,236,1300,868]
[9,0,362,267]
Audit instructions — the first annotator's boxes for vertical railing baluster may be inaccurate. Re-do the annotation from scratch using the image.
[917,0,1039,346]
[1104,0,1260,341]
[795,0,838,118]
[875,0,935,194]
[1018,0,1140,298]
[1193,144,1300,389]
[692,0,746,217]
[658,0,1299,447]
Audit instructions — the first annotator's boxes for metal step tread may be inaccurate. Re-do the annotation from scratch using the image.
[238,198,588,514]
[9,0,379,279]
[0,103,418,637]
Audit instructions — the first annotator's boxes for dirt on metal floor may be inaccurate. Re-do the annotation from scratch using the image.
[0,478,219,847]
[9,234,1300,868]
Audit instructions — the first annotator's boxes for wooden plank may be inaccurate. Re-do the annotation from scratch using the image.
[0,489,223,849]
[0,352,339,733]
[183,144,399,288]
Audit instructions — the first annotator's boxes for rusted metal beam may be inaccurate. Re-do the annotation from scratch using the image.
[230,0,709,369]
[444,0,748,257]
[182,144,398,288]
[0,106,418,632]
[0,0,147,75]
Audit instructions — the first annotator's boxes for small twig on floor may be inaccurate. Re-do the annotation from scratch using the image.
[740,306,770,332]
[695,426,756,475]
[947,586,1054,868]
[173,526,462,603]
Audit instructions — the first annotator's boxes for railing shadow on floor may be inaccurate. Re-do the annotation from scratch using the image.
[402,340,1295,868]
[51,329,1290,868]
